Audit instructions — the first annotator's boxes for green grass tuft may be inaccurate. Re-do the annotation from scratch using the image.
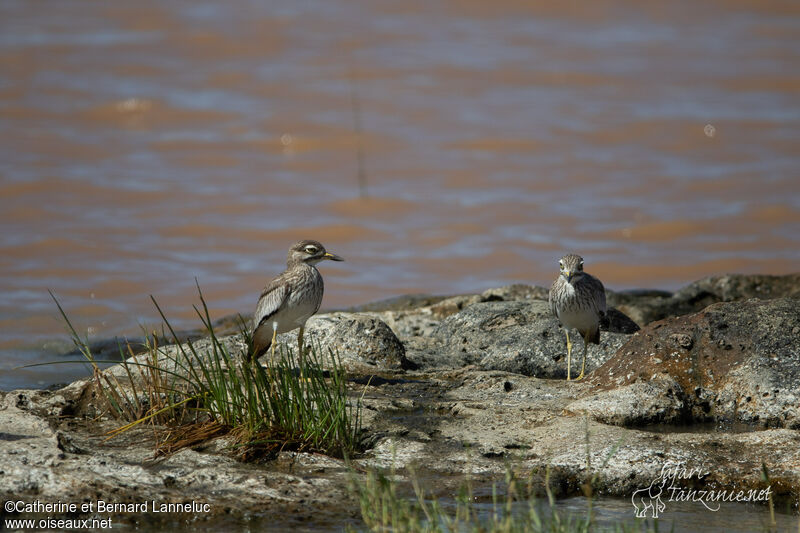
[48,285,362,460]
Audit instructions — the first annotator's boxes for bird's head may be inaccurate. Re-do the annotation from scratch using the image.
[559,253,584,283]
[288,240,344,266]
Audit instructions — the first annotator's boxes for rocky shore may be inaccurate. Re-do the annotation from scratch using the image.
[2,273,799,529]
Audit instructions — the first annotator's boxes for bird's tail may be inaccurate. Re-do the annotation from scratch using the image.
[586,326,601,345]
[249,325,272,362]
[599,310,610,330]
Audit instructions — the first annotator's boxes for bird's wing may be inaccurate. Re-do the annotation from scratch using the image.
[599,287,607,316]
[587,274,607,316]
[548,278,560,317]
[253,279,289,330]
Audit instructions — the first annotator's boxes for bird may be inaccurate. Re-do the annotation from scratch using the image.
[548,253,607,381]
[249,240,343,363]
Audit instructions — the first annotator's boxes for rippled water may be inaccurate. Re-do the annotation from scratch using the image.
[1,0,799,389]
[168,495,799,532]
[554,496,798,533]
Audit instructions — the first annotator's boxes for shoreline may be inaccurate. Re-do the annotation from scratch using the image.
[1,272,798,530]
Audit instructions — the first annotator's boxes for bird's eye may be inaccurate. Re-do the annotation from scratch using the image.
[559,262,564,268]
[304,246,318,254]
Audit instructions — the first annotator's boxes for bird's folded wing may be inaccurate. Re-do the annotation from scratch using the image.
[254,282,289,329]
[587,275,607,315]
[548,279,560,317]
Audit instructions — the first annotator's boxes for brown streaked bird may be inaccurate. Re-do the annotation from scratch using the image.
[249,240,343,362]
[548,253,607,381]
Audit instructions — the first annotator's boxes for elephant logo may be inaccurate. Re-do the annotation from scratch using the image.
[631,478,667,518]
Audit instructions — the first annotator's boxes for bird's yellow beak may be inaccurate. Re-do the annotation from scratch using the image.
[324,252,344,262]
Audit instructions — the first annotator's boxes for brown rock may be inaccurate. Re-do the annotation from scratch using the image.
[589,298,800,428]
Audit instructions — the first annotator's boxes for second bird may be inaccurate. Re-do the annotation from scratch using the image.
[548,253,607,381]
[250,240,343,362]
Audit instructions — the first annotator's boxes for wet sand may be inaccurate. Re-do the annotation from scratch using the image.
[1,0,799,388]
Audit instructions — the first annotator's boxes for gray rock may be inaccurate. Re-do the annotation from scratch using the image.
[99,312,414,397]
[433,300,634,378]
[364,308,442,338]
[608,273,800,326]
[567,376,688,426]
[3,355,799,529]
[4,277,800,529]
[274,312,415,372]
[676,273,800,302]
[0,392,357,527]
[605,289,675,327]
[346,293,456,312]
[429,294,484,319]
[107,312,414,379]
[397,335,465,370]
[480,284,550,302]
[361,370,800,507]
[102,333,246,391]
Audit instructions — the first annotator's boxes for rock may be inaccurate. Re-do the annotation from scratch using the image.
[607,273,800,326]
[429,294,484,319]
[433,301,635,378]
[0,393,358,526]
[275,313,415,372]
[589,298,800,428]
[361,371,800,508]
[605,289,675,326]
[1,380,91,419]
[677,273,800,302]
[365,308,441,338]
[397,335,465,370]
[346,293,456,312]
[480,284,550,302]
[602,307,641,334]
[4,278,800,530]
[100,312,414,394]
[567,376,688,426]
[3,347,800,529]
[103,333,247,390]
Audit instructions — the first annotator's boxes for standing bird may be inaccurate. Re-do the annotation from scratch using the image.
[249,240,343,363]
[548,254,606,381]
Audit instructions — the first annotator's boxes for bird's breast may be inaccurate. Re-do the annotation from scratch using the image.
[284,267,324,326]
[555,281,600,330]
[557,307,598,331]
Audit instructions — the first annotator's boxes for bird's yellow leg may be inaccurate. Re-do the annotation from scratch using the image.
[576,335,588,381]
[270,325,278,361]
[565,329,572,381]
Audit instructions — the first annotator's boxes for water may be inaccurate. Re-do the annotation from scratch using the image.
[414,476,799,532]
[1,1,799,390]
[170,495,800,532]
[640,421,765,434]
[555,496,799,533]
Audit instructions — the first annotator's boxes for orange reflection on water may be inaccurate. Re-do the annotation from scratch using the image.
[0,0,798,389]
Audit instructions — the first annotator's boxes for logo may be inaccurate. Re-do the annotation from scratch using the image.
[631,460,772,519]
